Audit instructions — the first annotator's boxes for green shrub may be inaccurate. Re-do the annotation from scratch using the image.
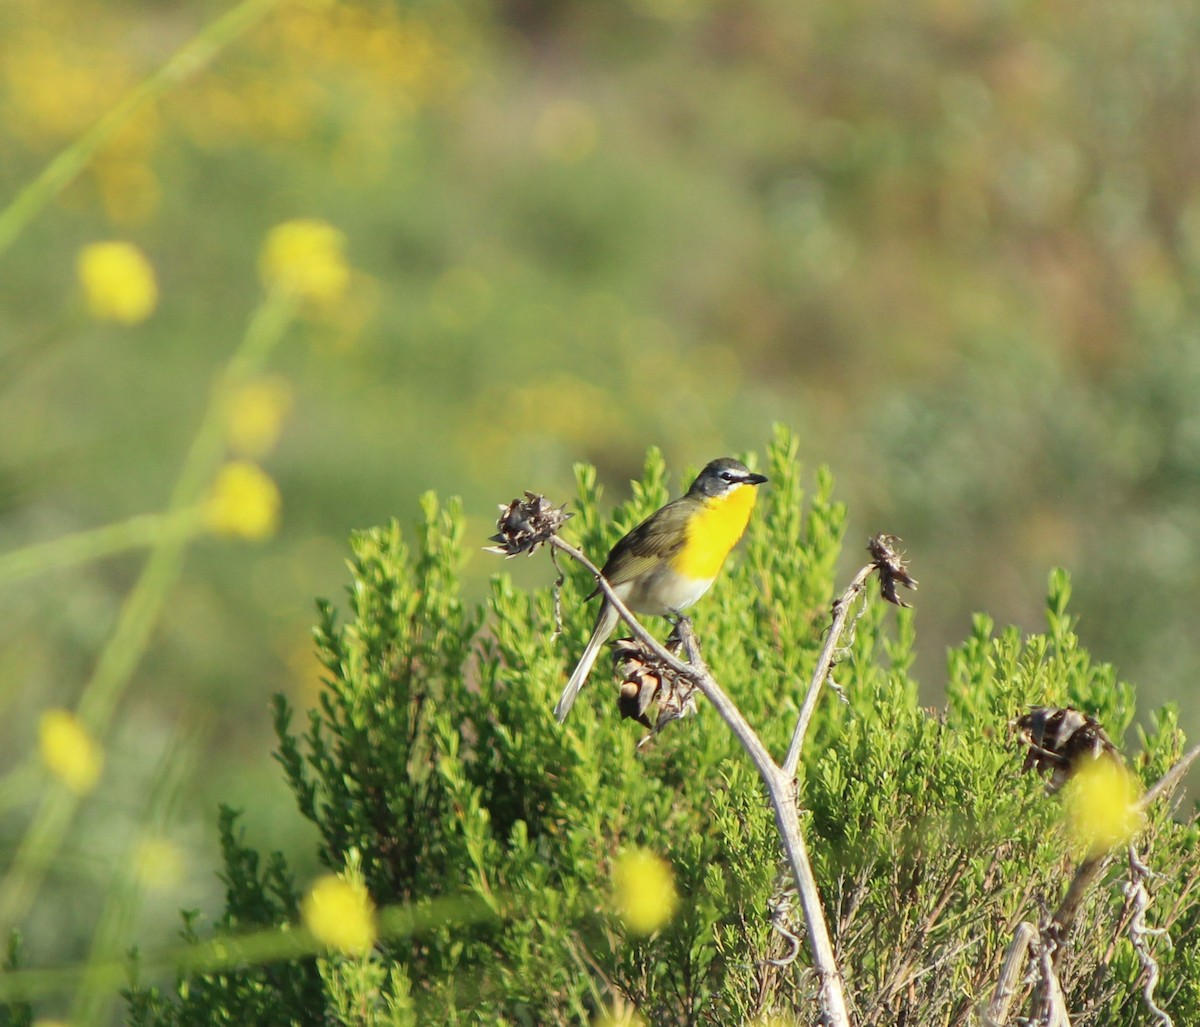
[126,430,1200,1025]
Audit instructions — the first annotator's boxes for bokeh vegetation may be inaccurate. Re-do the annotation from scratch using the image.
[2,0,1200,1020]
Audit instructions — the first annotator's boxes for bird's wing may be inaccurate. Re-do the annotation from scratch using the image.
[590,502,687,595]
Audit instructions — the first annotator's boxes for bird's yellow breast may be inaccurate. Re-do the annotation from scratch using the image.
[672,486,758,581]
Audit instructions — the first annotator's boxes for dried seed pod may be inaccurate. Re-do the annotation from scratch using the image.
[1014,706,1120,793]
[867,533,918,607]
[613,640,666,728]
[484,492,572,558]
[612,636,696,741]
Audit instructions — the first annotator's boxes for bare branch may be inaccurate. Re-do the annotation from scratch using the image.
[771,775,853,1026]
[983,922,1036,1026]
[765,884,803,968]
[1126,846,1175,1027]
[546,532,854,1027]
[1051,855,1108,944]
[782,561,875,781]
[783,534,916,781]
[549,545,566,638]
[1036,930,1074,1027]
[1141,742,1200,810]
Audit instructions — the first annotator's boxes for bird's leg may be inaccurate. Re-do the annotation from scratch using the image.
[664,612,688,649]
[669,614,705,671]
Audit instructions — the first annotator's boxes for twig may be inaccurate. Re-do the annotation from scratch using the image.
[1141,742,1200,809]
[1126,845,1174,1027]
[1050,854,1108,946]
[783,534,916,781]
[1036,929,1073,1027]
[984,922,1036,1026]
[782,563,875,780]
[546,534,854,1027]
[770,773,852,1027]
[548,545,566,638]
[873,856,971,1011]
[766,884,803,968]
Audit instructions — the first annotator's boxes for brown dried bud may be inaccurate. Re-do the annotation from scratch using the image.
[867,533,918,607]
[484,492,572,558]
[612,636,696,741]
[1013,706,1120,794]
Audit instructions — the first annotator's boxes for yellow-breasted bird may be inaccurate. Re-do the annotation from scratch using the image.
[554,457,767,722]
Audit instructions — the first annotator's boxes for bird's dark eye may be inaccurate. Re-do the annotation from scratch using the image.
[720,470,737,482]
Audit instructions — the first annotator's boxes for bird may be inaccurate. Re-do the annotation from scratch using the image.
[554,457,768,722]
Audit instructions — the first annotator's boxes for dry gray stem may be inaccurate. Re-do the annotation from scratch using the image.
[1141,742,1200,809]
[1037,932,1073,1027]
[983,922,1036,1026]
[1126,846,1174,1027]
[783,562,875,781]
[548,534,854,1027]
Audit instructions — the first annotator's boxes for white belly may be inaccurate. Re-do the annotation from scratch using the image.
[615,568,715,617]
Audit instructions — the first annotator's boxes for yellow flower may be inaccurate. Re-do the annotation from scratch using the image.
[135,836,186,891]
[226,378,293,457]
[1063,756,1144,856]
[39,710,103,795]
[203,461,281,540]
[614,848,679,935]
[77,241,158,324]
[302,874,376,954]
[259,219,349,304]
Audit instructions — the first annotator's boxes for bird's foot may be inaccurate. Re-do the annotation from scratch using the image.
[667,615,702,666]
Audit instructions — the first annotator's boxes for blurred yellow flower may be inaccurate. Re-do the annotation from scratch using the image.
[259,219,349,305]
[39,710,103,795]
[614,848,679,935]
[594,1005,646,1027]
[204,461,281,540]
[227,378,293,457]
[302,874,376,954]
[4,39,129,144]
[1063,756,1143,857]
[77,241,158,324]
[135,836,186,891]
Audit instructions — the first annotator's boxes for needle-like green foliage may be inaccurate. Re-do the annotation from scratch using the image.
[126,429,1200,1026]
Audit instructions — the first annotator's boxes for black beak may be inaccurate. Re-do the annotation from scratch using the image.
[746,472,768,485]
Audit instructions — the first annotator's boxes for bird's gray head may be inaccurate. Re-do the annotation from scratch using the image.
[687,457,769,498]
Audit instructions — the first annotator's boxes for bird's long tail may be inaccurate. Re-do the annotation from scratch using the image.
[555,602,618,723]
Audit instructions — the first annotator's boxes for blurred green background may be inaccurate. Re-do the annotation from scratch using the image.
[3,0,1200,987]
